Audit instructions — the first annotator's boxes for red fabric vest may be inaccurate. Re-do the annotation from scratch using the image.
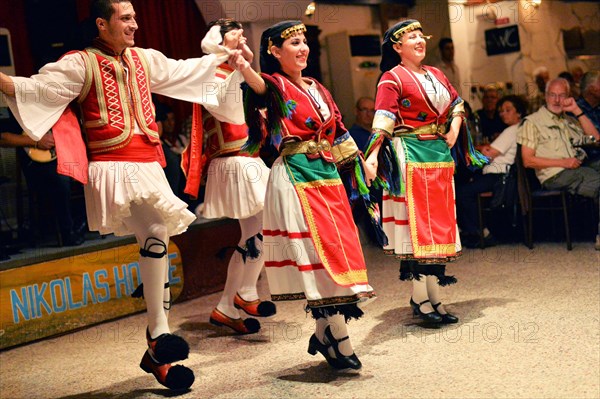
[268,73,347,149]
[203,110,248,160]
[77,46,159,154]
[377,64,458,131]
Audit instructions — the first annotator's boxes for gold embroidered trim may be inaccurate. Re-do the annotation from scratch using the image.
[406,161,457,258]
[128,49,158,139]
[82,50,108,128]
[377,79,398,87]
[280,139,331,156]
[372,113,395,135]
[392,122,446,137]
[385,250,462,264]
[271,291,376,305]
[306,291,376,307]
[293,178,340,190]
[392,21,422,43]
[84,48,131,150]
[284,157,367,286]
[271,293,306,301]
[331,136,359,165]
[267,24,306,54]
[282,24,306,39]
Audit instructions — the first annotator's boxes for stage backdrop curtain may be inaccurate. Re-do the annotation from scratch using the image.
[0,0,35,76]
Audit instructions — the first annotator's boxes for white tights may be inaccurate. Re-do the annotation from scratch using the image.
[123,201,171,339]
[216,213,264,318]
[315,314,354,357]
[411,275,447,314]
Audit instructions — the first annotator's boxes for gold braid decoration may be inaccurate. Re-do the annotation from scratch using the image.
[391,21,431,44]
[267,24,306,55]
[281,24,306,39]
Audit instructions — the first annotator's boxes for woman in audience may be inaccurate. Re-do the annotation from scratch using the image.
[456,95,528,248]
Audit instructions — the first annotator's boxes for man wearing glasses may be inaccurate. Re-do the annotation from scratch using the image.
[518,77,600,249]
[348,97,375,152]
[347,97,380,245]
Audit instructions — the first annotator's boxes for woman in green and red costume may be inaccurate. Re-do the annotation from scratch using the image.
[364,20,486,324]
[231,20,376,370]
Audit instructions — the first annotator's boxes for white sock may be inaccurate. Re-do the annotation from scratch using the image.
[163,261,171,320]
[426,275,447,314]
[216,214,264,317]
[237,214,263,302]
[123,202,171,339]
[325,314,354,357]
[411,276,434,313]
[216,249,244,319]
[315,317,338,358]
[237,260,263,302]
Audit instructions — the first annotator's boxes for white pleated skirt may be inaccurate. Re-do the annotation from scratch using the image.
[201,156,270,219]
[84,161,196,237]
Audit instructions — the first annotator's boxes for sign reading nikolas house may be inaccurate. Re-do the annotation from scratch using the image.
[0,242,183,350]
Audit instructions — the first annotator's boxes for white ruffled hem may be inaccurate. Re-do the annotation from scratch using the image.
[84,161,195,237]
[202,156,269,219]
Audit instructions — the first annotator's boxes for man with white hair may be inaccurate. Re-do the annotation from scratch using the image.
[518,77,600,249]
[576,70,600,132]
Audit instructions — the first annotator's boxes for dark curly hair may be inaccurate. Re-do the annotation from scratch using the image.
[497,94,528,118]
[207,18,243,39]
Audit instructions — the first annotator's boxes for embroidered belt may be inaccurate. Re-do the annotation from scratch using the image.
[392,123,446,138]
[280,139,332,156]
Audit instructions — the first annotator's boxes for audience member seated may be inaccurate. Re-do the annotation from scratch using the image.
[576,70,600,132]
[348,97,375,151]
[529,66,550,114]
[559,71,579,98]
[0,112,86,247]
[574,70,600,163]
[457,95,527,248]
[347,96,381,245]
[435,37,461,96]
[571,65,584,96]
[517,77,600,250]
[476,85,507,143]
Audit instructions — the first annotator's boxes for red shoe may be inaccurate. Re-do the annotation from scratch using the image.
[209,308,260,334]
[234,293,277,317]
[146,329,189,364]
[140,350,194,390]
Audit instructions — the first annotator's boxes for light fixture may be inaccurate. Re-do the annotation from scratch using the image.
[305,2,316,18]
[532,0,541,7]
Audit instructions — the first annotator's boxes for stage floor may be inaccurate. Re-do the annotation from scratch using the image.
[1,242,598,399]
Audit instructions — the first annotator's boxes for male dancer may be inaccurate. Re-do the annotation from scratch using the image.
[0,0,241,390]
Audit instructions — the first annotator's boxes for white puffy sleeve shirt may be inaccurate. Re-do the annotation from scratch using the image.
[6,48,231,140]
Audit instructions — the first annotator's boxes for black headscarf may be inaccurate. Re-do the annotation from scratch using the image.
[259,20,305,74]
[380,19,422,73]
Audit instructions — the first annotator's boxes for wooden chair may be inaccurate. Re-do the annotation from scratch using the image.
[515,144,572,250]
